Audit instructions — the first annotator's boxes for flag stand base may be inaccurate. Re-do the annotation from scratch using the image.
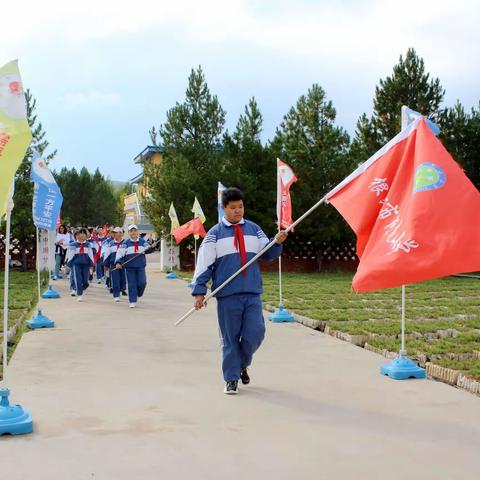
[269,304,295,323]
[0,388,33,436]
[27,309,54,329]
[380,354,426,380]
[42,285,60,299]
[166,272,177,279]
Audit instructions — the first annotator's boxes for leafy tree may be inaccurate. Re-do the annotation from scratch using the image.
[351,48,445,159]
[144,66,226,235]
[270,84,353,249]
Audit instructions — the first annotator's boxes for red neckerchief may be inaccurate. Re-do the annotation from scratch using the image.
[79,242,85,254]
[115,242,121,250]
[233,224,247,276]
[134,241,138,253]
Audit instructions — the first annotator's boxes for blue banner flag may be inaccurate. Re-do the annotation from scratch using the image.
[403,106,440,136]
[31,152,63,231]
[217,181,226,222]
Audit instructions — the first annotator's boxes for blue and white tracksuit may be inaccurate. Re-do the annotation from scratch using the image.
[103,239,127,298]
[66,241,95,296]
[94,236,108,280]
[115,238,154,303]
[191,217,282,382]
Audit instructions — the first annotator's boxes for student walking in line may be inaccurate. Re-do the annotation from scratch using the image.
[54,224,70,280]
[104,227,127,302]
[93,225,108,284]
[191,187,288,395]
[66,228,95,302]
[115,225,155,308]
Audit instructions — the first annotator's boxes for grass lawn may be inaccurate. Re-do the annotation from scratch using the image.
[261,272,480,380]
[0,271,44,378]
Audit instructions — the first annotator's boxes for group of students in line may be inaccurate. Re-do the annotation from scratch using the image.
[54,224,156,308]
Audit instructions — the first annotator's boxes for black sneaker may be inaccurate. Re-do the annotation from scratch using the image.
[121,291,127,296]
[224,380,238,395]
[240,368,250,385]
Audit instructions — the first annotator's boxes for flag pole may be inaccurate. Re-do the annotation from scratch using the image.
[27,228,54,329]
[2,184,14,384]
[400,107,408,357]
[379,106,425,379]
[166,233,177,279]
[269,224,295,322]
[36,228,41,304]
[175,194,328,326]
[41,230,60,298]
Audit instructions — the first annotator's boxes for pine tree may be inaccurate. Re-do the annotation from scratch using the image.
[270,84,352,250]
[440,101,480,189]
[351,48,445,158]
[143,66,226,235]
[10,89,57,270]
[223,97,276,233]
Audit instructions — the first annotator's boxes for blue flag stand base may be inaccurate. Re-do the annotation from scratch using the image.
[27,309,54,329]
[0,388,33,436]
[269,304,295,323]
[42,285,60,299]
[166,272,177,279]
[380,354,426,380]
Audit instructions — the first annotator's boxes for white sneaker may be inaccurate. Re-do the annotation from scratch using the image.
[114,297,120,302]
[77,296,84,302]
[129,302,136,308]
[70,290,77,297]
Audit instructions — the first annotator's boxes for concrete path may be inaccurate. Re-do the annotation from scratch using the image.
[2,256,480,479]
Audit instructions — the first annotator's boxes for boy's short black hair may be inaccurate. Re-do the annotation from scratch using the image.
[78,228,88,235]
[221,187,244,207]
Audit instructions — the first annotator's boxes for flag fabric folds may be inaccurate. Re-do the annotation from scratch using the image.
[31,152,63,231]
[172,217,206,244]
[168,202,180,233]
[276,158,297,229]
[327,118,480,292]
[217,182,226,222]
[0,60,32,215]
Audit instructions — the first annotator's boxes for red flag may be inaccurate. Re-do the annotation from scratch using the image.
[276,158,297,229]
[172,217,207,244]
[327,119,480,292]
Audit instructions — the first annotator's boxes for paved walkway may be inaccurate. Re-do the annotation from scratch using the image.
[2,255,480,479]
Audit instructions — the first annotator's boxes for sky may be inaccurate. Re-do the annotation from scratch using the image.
[1,0,479,182]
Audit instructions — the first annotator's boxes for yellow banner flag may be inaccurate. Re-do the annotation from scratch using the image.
[191,197,206,223]
[0,60,32,215]
[168,202,180,233]
[191,196,206,240]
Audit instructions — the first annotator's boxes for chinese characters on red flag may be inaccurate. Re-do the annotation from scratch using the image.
[327,119,480,292]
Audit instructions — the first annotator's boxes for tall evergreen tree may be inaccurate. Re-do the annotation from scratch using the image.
[270,84,352,249]
[222,97,276,233]
[54,167,119,225]
[351,48,445,159]
[144,66,226,235]
[9,90,57,270]
[440,101,480,189]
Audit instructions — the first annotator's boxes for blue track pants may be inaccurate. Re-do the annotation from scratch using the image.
[72,264,90,296]
[125,268,146,303]
[216,294,265,382]
[111,268,126,298]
